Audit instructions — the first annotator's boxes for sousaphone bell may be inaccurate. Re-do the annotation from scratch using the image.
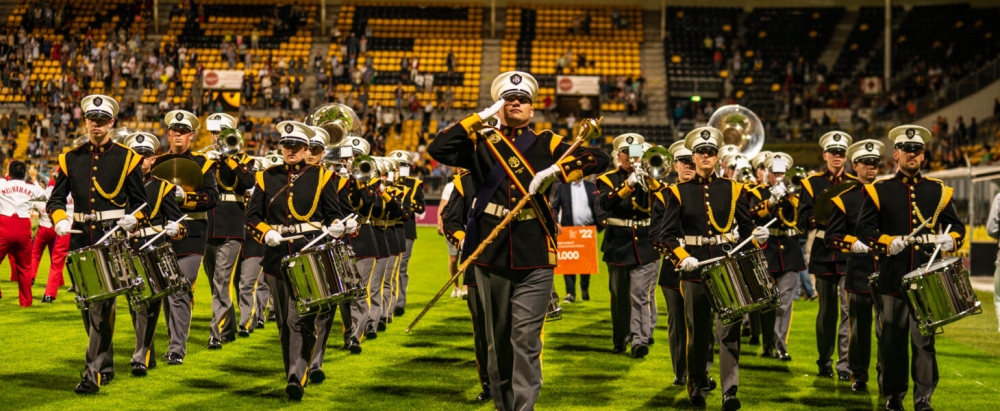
[305,103,361,147]
[708,105,765,159]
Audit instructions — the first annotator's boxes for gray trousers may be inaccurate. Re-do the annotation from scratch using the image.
[311,302,351,372]
[849,292,882,384]
[349,257,377,340]
[467,283,491,388]
[238,256,263,330]
[381,254,401,321]
[662,286,714,379]
[607,261,658,348]
[682,281,740,398]
[761,272,799,353]
[395,239,414,312]
[253,262,272,326]
[650,260,660,337]
[815,275,850,373]
[367,257,389,330]
[164,254,203,358]
[266,274,317,386]
[130,299,162,367]
[476,266,552,411]
[880,294,936,406]
[82,299,116,382]
[203,238,241,340]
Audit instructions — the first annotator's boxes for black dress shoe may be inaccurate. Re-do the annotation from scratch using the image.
[131,363,147,377]
[377,320,387,332]
[365,328,378,340]
[267,313,276,322]
[310,368,326,384]
[631,345,649,359]
[723,393,742,411]
[208,337,222,350]
[286,381,304,401]
[761,347,774,358]
[347,339,362,354]
[776,349,792,361]
[611,345,626,354]
[748,335,760,345]
[885,398,904,410]
[818,364,834,378]
[238,327,250,338]
[649,337,655,345]
[839,371,852,381]
[672,376,687,386]
[914,402,933,411]
[394,307,405,316]
[41,295,55,303]
[581,290,590,301]
[708,377,717,391]
[74,378,99,394]
[476,387,492,402]
[689,395,706,407]
[166,353,184,365]
[852,381,868,393]
[99,372,114,385]
[256,319,265,329]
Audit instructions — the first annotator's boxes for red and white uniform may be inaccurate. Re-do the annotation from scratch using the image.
[33,177,73,298]
[0,177,46,307]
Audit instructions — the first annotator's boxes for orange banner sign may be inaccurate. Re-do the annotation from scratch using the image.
[554,225,599,275]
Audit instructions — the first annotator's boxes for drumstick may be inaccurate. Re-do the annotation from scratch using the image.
[923,224,952,274]
[728,218,778,256]
[280,235,304,242]
[94,203,148,245]
[301,213,357,251]
[140,215,191,251]
[903,220,933,243]
[696,255,727,268]
[68,230,83,234]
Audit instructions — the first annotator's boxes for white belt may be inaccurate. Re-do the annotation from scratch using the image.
[907,234,936,245]
[273,222,323,235]
[483,202,537,221]
[606,218,650,228]
[187,212,208,220]
[769,228,799,237]
[815,230,826,239]
[683,235,734,246]
[136,225,163,237]
[220,193,244,202]
[74,209,125,222]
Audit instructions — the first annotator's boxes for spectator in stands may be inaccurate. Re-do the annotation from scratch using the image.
[410,57,420,82]
[251,28,260,50]
[346,33,359,60]
[970,117,979,144]
[359,36,367,57]
[579,95,593,118]
[713,49,724,71]
[422,101,433,132]
[350,67,363,91]
[566,112,576,132]
[446,50,455,76]
[556,55,566,75]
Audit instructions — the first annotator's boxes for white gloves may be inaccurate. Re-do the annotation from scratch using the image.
[934,234,955,252]
[118,215,138,231]
[205,150,220,161]
[626,172,639,187]
[165,221,180,237]
[679,257,700,272]
[888,236,906,256]
[175,186,186,199]
[328,220,346,238]
[264,230,284,247]
[459,239,465,252]
[770,183,787,201]
[477,98,505,121]
[851,240,871,254]
[528,164,561,194]
[752,227,770,243]
[55,219,72,236]
[344,218,358,235]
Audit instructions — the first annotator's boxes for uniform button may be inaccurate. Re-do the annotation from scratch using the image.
[912,219,918,224]
[91,225,96,229]
[94,156,99,160]
[634,237,638,240]
[290,183,294,187]
[93,167,97,171]
[289,193,294,196]
[874,256,879,261]
[909,186,915,191]
[910,194,916,198]
[90,199,95,202]
[914,245,920,250]
[705,193,710,197]
[511,184,517,189]
[576,160,582,165]
[779,245,785,250]
[705,201,710,206]
[704,186,709,189]
[91,187,95,191]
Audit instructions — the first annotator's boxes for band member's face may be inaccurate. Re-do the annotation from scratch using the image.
[167,127,195,152]
[673,160,695,182]
[281,142,308,164]
[85,117,114,143]
[307,146,325,165]
[692,147,719,176]
[756,166,767,182]
[893,147,924,174]
[823,149,846,171]
[617,151,634,173]
[768,171,784,186]
[141,156,155,175]
[852,159,879,183]
[500,96,533,127]
[725,165,736,179]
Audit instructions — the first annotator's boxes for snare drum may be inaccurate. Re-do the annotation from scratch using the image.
[328,241,366,301]
[700,247,780,325]
[282,241,364,315]
[902,257,981,336]
[127,242,189,312]
[65,238,138,309]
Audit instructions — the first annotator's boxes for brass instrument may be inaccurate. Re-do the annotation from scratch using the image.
[351,155,378,182]
[111,126,133,143]
[217,128,244,156]
[305,103,360,147]
[708,105,765,159]
[640,145,672,183]
[783,166,808,195]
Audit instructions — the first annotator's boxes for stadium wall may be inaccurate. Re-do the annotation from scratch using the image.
[915,78,1000,131]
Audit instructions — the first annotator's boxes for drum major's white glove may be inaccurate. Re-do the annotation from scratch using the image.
[264,230,284,247]
[118,215,138,231]
[626,172,639,187]
[165,221,180,237]
[888,236,906,256]
[477,98,505,121]
[344,218,358,235]
[528,164,561,194]
[328,220,346,238]
[752,227,770,243]
[851,240,870,254]
[770,182,787,201]
[934,233,955,252]
[54,219,72,236]
[679,257,699,272]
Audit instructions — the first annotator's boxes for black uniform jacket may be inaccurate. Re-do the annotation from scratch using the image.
[650,173,757,282]
[427,114,610,269]
[399,176,425,240]
[369,179,402,257]
[797,169,857,274]
[242,189,266,258]
[748,185,806,274]
[208,152,255,239]
[153,149,220,256]
[824,183,877,293]
[338,174,380,259]
[856,171,965,296]
[245,162,345,278]
[47,140,148,250]
[596,167,660,266]
[129,175,186,250]
[441,170,478,286]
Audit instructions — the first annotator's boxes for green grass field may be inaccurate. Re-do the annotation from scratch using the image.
[1,226,999,410]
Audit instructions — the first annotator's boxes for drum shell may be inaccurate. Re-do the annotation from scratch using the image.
[700,247,781,324]
[901,257,981,336]
[282,242,364,315]
[65,239,137,309]
[128,242,189,311]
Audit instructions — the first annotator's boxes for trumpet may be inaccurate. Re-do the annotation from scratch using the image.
[352,154,378,182]
[783,166,808,195]
[632,145,672,189]
[217,128,244,156]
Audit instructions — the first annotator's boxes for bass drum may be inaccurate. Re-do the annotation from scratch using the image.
[902,257,981,336]
[700,247,780,324]
[65,238,138,309]
[127,242,189,312]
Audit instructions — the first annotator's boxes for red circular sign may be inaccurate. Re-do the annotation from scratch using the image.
[558,77,573,92]
[205,71,219,86]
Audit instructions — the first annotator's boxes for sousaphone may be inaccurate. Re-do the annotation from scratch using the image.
[708,105,765,159]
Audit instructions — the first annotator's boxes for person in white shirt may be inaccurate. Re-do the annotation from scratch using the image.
[0,160,47,307]
[32,167,73,302]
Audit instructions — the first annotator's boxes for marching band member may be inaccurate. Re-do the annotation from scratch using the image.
[241,197,270,332]
[380,172,408,328]
[338,136,380,350]
[596,133,660,358]
[202,113,255,345]
[748,152,803,361]
[428,70,609,411]
[651,126,768,410]
[122,131,186,377]
[245,121,347,400]
[45,94,149,393]
[442,168,493,402]
[857,126,964,411]
[368,162,403,337]
[155,110,220,364]
[34,168,72,303]
[387,150,425,317]
[825,139,885,393]
[798,131,856,380]
[1,160,47,307]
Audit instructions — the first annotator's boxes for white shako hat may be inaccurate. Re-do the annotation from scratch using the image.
[277,121,315,145]
[847,139,885,162]
[490,71,539,102]
[123,132,160,156]
[165,110,200,132]
[888,125,932,150]
[612,133,645,153]
[684,127,723,151]
[81,94,119,120]
[818,130,852,152]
